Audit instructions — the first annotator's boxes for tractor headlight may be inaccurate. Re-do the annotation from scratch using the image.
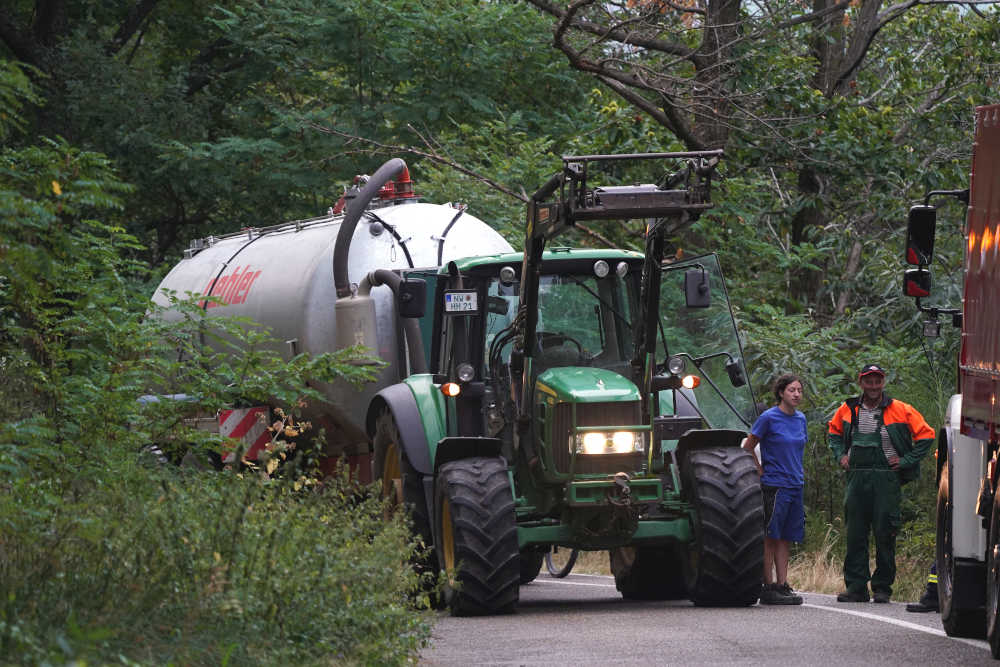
[575,431,645,455]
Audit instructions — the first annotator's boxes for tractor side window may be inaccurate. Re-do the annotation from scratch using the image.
[484,280,519,373]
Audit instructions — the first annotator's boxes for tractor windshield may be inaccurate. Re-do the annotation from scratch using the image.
[485,269,636,378]
[657,253,756,430]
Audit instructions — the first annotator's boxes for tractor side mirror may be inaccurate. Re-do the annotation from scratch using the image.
[906,205,937,266]
[903,269,931,298]
[398,279,427,318]
[725,359,747,387]
[684,268,711,308]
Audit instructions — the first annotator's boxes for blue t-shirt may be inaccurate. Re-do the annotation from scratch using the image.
[751,406,807,488]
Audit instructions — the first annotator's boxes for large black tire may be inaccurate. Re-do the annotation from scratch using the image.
[612,546,688,600]
[682,447,763,606]
[987,491,1000,657]
[373,410,435,578]
[938,464,986,638]
[520,549,545,584]
[546,546,579,578]
[435,456,520,615]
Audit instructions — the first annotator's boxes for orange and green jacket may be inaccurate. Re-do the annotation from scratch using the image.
[828,393,935,481]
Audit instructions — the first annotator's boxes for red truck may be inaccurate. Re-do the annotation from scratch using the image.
[904,103,1000,656]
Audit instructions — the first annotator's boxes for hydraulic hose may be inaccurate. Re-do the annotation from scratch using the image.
[360,269,428,374]
[333,158,408,298]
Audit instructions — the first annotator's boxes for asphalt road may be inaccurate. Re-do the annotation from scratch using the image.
[420,574,993,666]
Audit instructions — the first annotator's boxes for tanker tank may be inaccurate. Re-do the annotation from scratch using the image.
[152,169,513,469]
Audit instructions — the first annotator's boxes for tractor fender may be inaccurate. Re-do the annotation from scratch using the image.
[674,428,748,486]
[366,383,433,476]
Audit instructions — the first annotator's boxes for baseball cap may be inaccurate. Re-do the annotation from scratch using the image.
[858,364,886,378]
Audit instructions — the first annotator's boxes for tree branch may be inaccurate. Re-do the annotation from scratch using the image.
[308,124,529,203]
[526,0,696,57]
[0,7,40,65]
[106,0,160,56]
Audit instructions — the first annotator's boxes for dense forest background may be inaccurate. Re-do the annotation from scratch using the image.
[2,0,998,662]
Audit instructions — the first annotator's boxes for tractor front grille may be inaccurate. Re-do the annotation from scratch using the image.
[550,401,643,475]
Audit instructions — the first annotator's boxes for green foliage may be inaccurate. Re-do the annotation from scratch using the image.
[0,68,426,664]
[0,463,430,665]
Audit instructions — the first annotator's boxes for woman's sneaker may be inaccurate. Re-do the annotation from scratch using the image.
[778,582,804,605]
[759,583,803,605]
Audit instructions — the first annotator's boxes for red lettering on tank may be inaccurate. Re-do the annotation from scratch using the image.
[223,266,246,305]
[198,266,263,308]
[232,270,262,304]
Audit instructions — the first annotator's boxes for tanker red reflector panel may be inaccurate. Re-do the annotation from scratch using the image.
[905,279,930,297]
[219,406,272,463]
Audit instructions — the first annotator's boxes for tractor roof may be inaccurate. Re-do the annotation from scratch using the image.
[444,247,643,273]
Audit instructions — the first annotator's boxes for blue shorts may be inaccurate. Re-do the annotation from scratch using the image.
[762,485,805,542]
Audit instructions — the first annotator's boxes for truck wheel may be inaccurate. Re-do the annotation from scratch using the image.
[988,491,1000,657]
[520,548,544,584]
[435,456,520,615]
[373,410,435,577]
[938,464,986,637]
[546,546,579,578]
[682,447,763,606]
[612,546,688,600]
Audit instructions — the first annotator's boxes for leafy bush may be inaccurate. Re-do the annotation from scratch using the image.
[0,462,429,665]
[0,69,429,665]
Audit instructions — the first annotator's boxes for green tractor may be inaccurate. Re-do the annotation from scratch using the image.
[367,152,763,615]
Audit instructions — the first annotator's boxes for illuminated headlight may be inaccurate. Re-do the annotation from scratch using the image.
[575,431,645,455]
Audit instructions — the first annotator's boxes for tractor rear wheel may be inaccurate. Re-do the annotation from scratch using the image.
[683,446,763,606]
[435,456,520,615]
[373,410,435,579]
[612,546,688,600]
[519,548,545,584]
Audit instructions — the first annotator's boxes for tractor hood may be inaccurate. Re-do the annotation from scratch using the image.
[534,367,640,403]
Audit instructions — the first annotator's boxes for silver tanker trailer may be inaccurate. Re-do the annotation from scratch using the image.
[151,159,513,476]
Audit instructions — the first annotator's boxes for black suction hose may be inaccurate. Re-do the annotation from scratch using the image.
[333,158,408,298]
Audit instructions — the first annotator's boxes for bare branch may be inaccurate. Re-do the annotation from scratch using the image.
[527,0,696,57]
[308,123,530,203]
[0,7,40,65]
[106,0,160,56]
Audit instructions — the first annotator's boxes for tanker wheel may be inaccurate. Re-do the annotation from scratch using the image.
[435,456,520,615]
[938,464,986,638]
[988,490,1000,657]
[373,410,436,583]
[611,546,687,600]
[519,548,545,584]
[682,446,764,606]
[546,546,579,578]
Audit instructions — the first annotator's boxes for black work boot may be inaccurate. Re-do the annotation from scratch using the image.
[759,583,801,606]
[905,586,939,613]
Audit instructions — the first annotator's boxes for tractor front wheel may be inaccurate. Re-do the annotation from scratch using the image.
[683,446,763,606]
[435,456,520,615]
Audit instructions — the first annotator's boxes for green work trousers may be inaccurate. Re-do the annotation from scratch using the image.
[843,446,901,596]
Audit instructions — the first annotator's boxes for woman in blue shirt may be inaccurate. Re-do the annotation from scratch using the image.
[743,373,807,605]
